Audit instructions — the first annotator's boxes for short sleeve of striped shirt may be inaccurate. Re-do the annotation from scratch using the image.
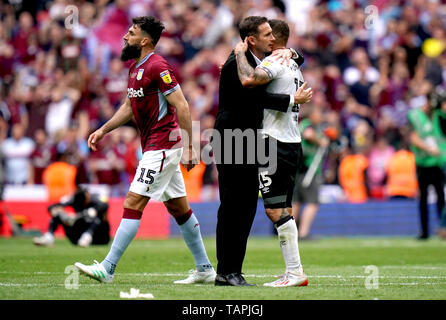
[257,56,284,80]
[151,59,180,96]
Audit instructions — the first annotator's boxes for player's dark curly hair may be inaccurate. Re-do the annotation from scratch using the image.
[239,16,268,41]
[132,16,165,46]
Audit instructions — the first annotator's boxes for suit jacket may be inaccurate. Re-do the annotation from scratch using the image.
[214,51,291,132]
[212,51,292,166]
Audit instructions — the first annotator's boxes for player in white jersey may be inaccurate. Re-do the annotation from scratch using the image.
[259,47,304,144]
[234,19,312,287]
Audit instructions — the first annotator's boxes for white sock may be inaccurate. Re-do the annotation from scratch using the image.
[276,218,302,274]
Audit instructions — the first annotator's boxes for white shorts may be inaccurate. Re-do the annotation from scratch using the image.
[129,148,187,202]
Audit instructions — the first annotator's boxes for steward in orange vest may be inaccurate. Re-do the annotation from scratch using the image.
[385,150,418,198]
[339,152,369,203]
[43,161,77,203]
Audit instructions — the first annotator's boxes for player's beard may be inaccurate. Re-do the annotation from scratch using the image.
[120,43,142,61]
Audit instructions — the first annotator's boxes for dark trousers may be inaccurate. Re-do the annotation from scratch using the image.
[49,216,110,245]
[416,166,445,237]
[216,163,259,275]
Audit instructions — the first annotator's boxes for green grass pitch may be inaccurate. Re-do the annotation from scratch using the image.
[1,236,446,300]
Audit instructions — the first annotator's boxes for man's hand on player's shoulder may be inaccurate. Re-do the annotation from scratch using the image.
[270,48,293,66]
[234,38,249,56]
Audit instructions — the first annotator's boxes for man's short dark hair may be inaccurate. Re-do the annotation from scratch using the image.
[268,19,290,45]
[239,16,268,41]
[132,16,165,46]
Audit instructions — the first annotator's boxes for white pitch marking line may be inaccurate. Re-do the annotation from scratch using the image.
[0,282,100,287]
[1,271,446,279]
[124,273,446,280]
[1,282,446,287]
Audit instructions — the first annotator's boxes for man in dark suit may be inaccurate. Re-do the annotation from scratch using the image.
[212,16,304,286]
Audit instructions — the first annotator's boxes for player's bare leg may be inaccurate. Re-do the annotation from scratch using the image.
[75,191,148,283]
[263,207,307,287]
[164,196,216,284]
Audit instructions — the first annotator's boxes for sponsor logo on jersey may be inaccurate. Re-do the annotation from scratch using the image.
[160,70,172,84]
[127,87,144,98]
[260,60,272,67]
[136,69,144,80]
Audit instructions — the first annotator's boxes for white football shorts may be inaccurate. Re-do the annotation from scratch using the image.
[129,148,187,202]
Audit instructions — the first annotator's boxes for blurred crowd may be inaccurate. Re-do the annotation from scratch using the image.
[1,0,446,201]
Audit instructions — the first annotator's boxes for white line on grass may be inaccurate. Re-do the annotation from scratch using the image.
[1,282,446,287]
[0,282,101,287]
[1,271,445,279]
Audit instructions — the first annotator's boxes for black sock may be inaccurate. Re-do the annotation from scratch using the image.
[274,215,293,229]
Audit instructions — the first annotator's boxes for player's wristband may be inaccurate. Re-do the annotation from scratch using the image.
[289,48,305,66]
[289,48,298,59]
[289,95,295,108]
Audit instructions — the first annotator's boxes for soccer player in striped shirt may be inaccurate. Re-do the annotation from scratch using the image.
[74,16,215,285]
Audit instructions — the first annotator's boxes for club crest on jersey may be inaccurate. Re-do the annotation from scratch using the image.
[160,70,172,84]
[136,69,144,80]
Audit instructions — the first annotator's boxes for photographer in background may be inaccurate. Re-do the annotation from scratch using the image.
[408,88,446,240]
[33,186,110,247]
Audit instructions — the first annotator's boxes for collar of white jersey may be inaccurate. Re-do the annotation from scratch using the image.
[135,51,154,68]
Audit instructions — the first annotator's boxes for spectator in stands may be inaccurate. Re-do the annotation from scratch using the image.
[103,57,128,109]
[0,90,10,142]
[29,128,57,184]
[25,81,51,139]
[33,186,110,247]
[45,84,77,140]
[56,123,90,184]
[1,123,35,185]
[3,83,29,131]
[85,0,129,76]
[343,48,379,87]
[367,134,395,199]
[11,11,36,64]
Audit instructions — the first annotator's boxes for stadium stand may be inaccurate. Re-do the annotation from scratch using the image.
[1,0,446,237]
